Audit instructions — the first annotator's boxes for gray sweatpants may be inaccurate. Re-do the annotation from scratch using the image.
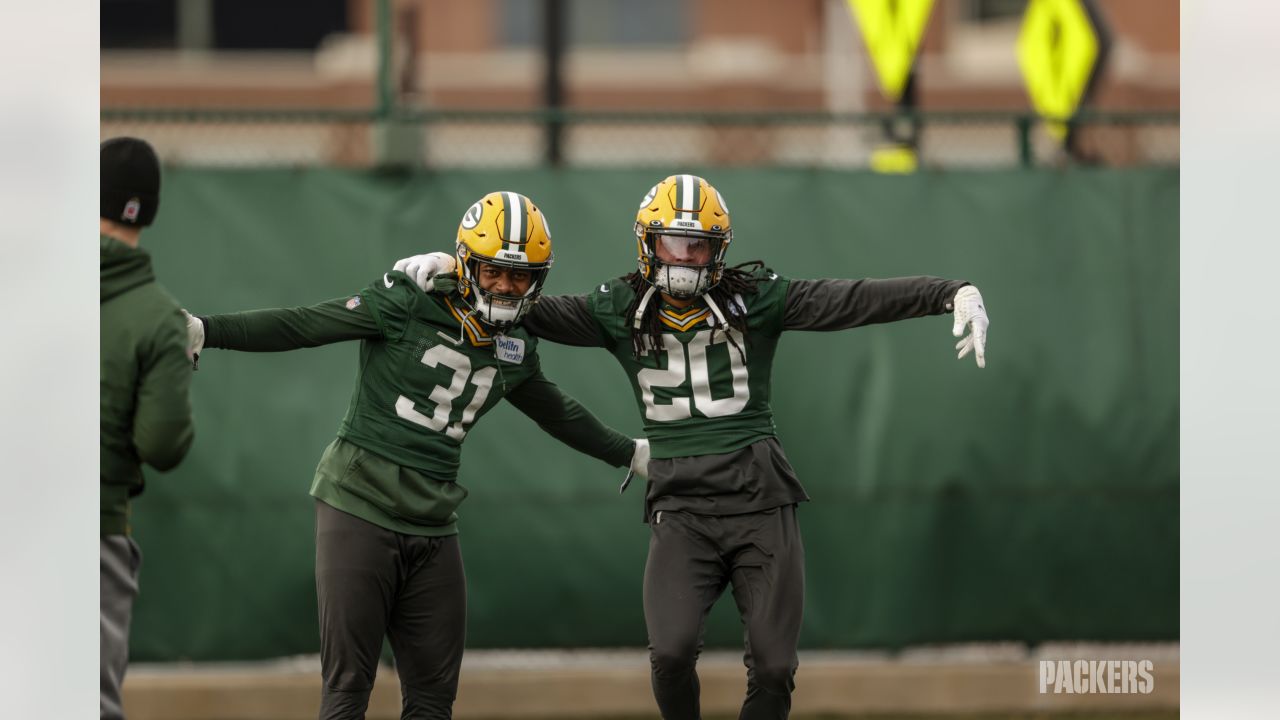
[101,535,141,720]
[314,500,467,720]
[644,505,805,720]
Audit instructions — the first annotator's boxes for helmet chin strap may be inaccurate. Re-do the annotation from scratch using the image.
[635,274,730,335]
[452,306,476,346]
[632,285,658,331]
[702,292,731,330]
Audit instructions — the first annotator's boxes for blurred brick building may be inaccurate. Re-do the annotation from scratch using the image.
[101,0,1178,166]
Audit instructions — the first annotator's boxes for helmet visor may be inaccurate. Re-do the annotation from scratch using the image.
[653,234,718,267]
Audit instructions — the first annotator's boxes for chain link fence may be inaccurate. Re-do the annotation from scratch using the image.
[100,109,1178,169]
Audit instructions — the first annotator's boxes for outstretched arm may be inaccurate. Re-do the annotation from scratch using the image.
[782,276,967,330]
[198,296,382,352]
[522,295,611,347]
[783,277,988,367]
[505,368,636,469]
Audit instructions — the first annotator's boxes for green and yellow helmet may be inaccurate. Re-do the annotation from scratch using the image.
[634,174,732,298]
[455,191,554,328]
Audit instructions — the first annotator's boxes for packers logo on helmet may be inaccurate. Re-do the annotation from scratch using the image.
[634,174,732,299]
[455,191,554,328]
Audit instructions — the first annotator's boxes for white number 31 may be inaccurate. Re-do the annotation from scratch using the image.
[395,344,496,440]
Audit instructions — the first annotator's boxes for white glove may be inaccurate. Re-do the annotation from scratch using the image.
[950,285,989,368]
[392,252,456,292]
[181,309,205,370]
[620,438,650,494]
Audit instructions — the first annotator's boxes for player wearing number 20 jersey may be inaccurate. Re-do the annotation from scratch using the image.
[523,262,968,520]
[196,191,636,720]
[516,175,980,720]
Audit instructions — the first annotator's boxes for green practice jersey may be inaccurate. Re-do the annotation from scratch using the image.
[341,272,546,475]
[203,271,634,535]
[583,269,790,460]
[523,267,967,517]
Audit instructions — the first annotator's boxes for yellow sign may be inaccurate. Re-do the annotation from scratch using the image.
[1017,0,1102,139]
[846,0,935,103]
[871,144,919,174]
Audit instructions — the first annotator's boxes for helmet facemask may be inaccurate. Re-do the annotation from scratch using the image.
[637,223,731,300]
[456,245,551,330]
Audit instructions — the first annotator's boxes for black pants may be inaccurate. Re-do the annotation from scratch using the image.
[644,505,805,720]
[314,500,466,720]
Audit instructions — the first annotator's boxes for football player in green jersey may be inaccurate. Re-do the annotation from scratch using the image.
[184,191,648,720]
[394,174,989,720]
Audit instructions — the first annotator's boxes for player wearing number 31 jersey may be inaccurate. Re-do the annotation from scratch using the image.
[395,174,990,720]
[186,191,644,720]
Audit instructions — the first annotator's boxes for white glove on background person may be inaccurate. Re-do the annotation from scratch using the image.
[181,309,204,370]
[393,252,457,292]
[951,285,989,368]
[620,438,650,494]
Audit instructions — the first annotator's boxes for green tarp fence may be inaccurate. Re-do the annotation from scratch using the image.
[127,168,1178,661]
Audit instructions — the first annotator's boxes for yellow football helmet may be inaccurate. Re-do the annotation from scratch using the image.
[635,174,732,298]
[455,191,554,328]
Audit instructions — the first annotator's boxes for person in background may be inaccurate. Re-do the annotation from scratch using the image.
[100,136,196,720]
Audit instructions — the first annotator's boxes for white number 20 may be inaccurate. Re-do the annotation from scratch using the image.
[395,344,496,440]
[637,329,749,422]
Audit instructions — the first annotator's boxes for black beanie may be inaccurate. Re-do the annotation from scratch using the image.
[101,137,161,227]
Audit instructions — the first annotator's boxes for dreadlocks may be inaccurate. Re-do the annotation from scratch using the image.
[624,260,768,362]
